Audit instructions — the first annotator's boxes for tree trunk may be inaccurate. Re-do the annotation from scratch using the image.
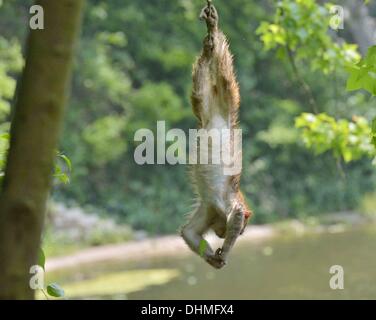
[0,0,85,299]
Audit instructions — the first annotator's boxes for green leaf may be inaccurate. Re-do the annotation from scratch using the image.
[199,239,208,257]
[47,283,65,298]
[38,248,45,270]
[53,152,72,185]
[59,154,72,172]
[0,133,10,140]
[54,173,70,185]
[346,46,376,95]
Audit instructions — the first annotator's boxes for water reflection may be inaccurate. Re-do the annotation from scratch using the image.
[49,225,376,300]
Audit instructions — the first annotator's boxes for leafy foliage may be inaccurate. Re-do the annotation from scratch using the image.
[296,113,375,163]
[345,45,376,153]
[1,0,375,232]
[256,0,360,74]
[83,115,128,165]
[257,0,375,168]
[54,152,72,185]
[347,46,376,95]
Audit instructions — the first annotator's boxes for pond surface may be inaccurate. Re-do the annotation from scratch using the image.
[50,225,376,300]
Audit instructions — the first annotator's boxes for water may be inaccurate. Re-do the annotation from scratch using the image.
[49,225,376,300]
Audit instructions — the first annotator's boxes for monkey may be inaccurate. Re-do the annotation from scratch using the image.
[180,1,253,269]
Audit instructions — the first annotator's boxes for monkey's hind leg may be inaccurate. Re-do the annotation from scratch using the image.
[200,2,240,115]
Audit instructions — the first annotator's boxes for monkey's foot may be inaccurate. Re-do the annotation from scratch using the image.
[199,1,218,33]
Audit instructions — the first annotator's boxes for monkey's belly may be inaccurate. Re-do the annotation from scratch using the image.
[193,163,229,211]
[193,111,232,210]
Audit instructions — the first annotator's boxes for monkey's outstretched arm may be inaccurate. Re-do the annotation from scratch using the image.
[181,206,225,269]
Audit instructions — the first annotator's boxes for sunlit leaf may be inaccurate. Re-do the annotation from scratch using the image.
[58,154,72,172]
[199,239,208,257]
[295,113,375,162]
[47,283,65,298]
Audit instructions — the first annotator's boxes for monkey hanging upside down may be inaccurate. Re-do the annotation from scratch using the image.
[180,1,253,269]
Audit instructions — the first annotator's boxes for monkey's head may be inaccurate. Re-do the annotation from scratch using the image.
[237,192,253,235]
[240,207,252,235]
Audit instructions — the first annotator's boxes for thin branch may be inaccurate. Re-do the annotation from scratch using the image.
[285,44,319,114]
[41,289,49,300]
[336,158,346,180]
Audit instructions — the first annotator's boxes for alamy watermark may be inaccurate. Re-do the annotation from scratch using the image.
[133,121,243,176]
[29,265,45,290]
[329,265,345,290]
[29,5,44,30]
[329,5,345,31]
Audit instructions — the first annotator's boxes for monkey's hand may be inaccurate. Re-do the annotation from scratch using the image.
[206,250,226,269]
[199,1,218,33]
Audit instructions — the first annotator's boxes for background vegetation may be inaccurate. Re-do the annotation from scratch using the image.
[1,0,375,236]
